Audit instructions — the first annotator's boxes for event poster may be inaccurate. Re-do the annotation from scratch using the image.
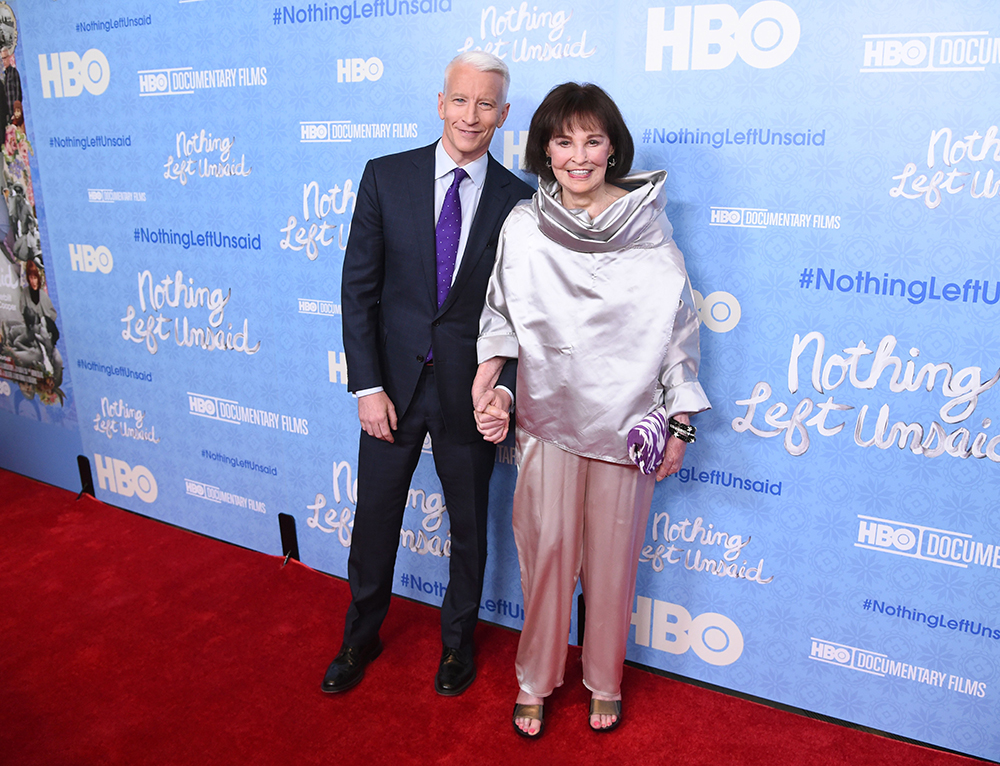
[3,0,998,758]
[0,2,74,419]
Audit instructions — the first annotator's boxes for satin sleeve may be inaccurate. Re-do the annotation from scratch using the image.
[477,216,519,362]
[658,262,712,419]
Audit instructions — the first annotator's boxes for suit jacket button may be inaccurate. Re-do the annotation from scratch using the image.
[432,320,440,327]
[416,355,424,362]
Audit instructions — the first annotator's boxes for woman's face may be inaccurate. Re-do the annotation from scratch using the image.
[27,270,39,289]
[546,122,614,202]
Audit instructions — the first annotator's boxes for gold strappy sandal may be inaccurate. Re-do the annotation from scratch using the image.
[589,698,622,733]
[512,702,544,739]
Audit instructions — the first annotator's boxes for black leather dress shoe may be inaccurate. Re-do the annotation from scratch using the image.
[321,638,383,693]
[434,647,476,696]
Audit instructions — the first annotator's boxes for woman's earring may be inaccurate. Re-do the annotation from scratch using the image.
[545,157,552,168]
[608,155,616,168]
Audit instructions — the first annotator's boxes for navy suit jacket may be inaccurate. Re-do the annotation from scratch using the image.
[342,142,534,443]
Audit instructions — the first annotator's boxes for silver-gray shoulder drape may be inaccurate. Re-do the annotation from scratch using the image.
[478,170,711,464]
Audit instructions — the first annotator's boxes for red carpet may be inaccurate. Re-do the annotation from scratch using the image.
[0,469,985,766]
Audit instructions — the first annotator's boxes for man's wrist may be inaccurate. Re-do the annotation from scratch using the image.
[495,385,514,411]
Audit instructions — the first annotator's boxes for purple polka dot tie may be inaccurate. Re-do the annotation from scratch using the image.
[436,167,467,308]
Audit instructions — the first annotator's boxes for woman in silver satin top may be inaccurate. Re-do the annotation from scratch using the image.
[472,83,710,738]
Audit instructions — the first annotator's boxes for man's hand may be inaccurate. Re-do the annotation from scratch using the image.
[474,387,511,444]
[358,391,398,443]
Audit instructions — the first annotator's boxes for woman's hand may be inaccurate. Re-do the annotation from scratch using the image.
[655,412,691,481]
[472,357,505,403]
[656,437,687,481]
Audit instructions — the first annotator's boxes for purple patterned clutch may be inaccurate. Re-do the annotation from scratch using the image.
[627,407,668,475]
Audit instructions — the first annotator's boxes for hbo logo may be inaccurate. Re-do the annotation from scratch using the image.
[185,480,206,496]
[646,1,800,71]
[300,124,328,141]
[68,244,113,274]
[94,454,158,503]
[39,49,110,98]
[863,39,927,68]
[857,519,917,551]
[138,71,169,94]
[710,208,742,225]
[188,395,217,416]
[810,640,850,664]
[632,596,744,666]
[337,57,384,83]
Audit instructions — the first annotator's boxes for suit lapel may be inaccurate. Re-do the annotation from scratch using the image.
[407,145,439,308]
[439,154,510,314]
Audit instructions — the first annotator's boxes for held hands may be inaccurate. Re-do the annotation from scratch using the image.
[655,412,691,481]
[358,391,398,443]
[475,387,511,443]
[472,357,510,444]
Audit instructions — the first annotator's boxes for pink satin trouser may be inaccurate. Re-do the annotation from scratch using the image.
[512,429,655,698]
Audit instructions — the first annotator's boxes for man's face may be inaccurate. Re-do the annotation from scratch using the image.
[437,64,509,166]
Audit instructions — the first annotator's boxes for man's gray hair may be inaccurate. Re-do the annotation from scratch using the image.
[443,51,510,105]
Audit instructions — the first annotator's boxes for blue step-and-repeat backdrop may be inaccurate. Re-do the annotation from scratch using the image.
[1,0,997,758]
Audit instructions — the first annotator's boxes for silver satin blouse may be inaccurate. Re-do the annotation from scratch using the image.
[478,170,711,464]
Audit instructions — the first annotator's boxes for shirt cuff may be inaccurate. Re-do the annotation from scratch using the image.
[477,335,519,364]
[495,384,514,412]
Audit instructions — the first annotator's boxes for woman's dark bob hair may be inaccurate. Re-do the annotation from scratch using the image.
[524,82,634,184]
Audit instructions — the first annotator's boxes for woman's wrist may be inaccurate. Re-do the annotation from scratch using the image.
[668,416,696,443]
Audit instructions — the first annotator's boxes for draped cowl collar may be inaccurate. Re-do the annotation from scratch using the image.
[533,170,673,253]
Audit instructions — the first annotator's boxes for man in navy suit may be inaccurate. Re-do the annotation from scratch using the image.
[324,52,534,696]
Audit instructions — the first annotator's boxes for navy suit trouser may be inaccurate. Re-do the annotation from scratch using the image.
[343,366,496,654]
